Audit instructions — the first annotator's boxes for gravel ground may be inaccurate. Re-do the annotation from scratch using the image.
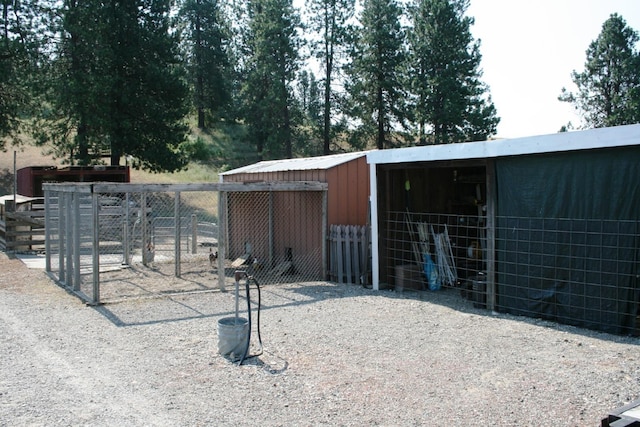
[1,251,639,426]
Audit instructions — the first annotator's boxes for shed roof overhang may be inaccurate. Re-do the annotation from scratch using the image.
[366,123,640,166]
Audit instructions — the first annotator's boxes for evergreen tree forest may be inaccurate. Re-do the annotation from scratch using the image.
[6,1,635,171]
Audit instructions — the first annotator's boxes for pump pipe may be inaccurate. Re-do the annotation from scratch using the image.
[234,270,263,365]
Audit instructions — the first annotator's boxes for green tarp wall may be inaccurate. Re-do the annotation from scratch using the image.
[495,146,640,335]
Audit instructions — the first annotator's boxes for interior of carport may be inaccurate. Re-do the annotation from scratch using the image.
[375,160,490,305]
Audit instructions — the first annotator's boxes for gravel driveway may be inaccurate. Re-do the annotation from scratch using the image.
[1,252,638,426]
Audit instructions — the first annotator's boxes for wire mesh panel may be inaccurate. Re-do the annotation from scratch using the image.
[495,216,639,335]
[384,211,486,292]
[44,182,327,304]
[382,210,640,334]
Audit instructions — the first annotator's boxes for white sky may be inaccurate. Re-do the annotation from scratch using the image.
[466,0,640,138]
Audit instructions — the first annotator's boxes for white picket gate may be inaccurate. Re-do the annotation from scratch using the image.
[329,224,370,285]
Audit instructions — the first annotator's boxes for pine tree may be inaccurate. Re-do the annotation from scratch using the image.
[1,0,49,149]
[559,14,640,129]
[306,0,355,154]
[407,0,498,145]
[345,0,406,150]
[240,0,302,159]
[40,0,190,172]
[179,0,233,129]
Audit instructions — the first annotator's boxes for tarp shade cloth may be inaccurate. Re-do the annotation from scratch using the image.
[495,147,640,334]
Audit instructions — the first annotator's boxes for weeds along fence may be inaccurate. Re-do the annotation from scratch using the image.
[44,181,327,304]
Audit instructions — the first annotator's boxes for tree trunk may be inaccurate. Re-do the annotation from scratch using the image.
[377,85,384,150]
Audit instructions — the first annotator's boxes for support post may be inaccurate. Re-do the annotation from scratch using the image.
[58,193,66,283]
[64,192,73,287]
[73,191,81,291]
[91,188,100,304]
[123,192,130,265]
[268,192,274,268]
[321,189,328,280]
[175,191,181,277]
[486,159,497,311]
[217,191,227,291]
[44,189,51,272]
[191,213,197,254]
[141,193,148,267]
[370,163,380,290]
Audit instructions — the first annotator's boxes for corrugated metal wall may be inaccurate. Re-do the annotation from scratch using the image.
[222,155,370,227]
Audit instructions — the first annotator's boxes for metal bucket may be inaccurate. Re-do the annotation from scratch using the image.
[471,276,487,309]
[217,317,249,359]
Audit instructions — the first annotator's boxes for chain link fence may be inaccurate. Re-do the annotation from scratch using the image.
[44,182,327,304]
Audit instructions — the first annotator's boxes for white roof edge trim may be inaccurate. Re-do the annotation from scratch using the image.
[220,151,371,176]
[366,124,640,165]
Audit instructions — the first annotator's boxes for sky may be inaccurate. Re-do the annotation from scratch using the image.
[465,0,640,139]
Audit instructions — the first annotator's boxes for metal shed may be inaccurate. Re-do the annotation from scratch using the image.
[367,124,640,335]
[220,151,370,226]
[220,152,371,282]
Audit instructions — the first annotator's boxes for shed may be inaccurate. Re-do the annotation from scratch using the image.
[17,165,130,197]
[220,152,370,280]
[367,124,640,335]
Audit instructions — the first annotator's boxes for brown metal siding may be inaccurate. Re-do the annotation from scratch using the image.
[223,155,370,232]
[326,156,370,226]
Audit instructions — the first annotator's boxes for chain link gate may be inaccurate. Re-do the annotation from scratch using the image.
[44,182,327,304]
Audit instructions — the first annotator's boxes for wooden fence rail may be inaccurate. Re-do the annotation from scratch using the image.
[0,199,46,251]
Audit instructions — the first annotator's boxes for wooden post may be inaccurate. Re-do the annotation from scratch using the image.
[123,192,131,265]
[73,191,81,292]
[175,191,181,277]
[217,191,227,291]
[44,189,51,272]
[58,193,66,282]
[191,213,197,254]
[321,190,328,280]
[141,193,148,267]
[64,192,73,287]
[269,191,274,268]
[91,188,100,304]
[336,225,344,284]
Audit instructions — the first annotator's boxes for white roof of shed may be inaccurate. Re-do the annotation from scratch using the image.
[366,124,640,165]
[220,151,369,176]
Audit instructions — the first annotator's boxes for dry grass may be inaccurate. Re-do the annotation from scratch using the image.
[0,143,220,196]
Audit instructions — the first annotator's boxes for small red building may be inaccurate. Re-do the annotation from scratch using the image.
[220,151,370,226]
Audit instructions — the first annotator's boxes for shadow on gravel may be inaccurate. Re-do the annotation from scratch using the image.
[91,281,365,328]
[91,280,639,345]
